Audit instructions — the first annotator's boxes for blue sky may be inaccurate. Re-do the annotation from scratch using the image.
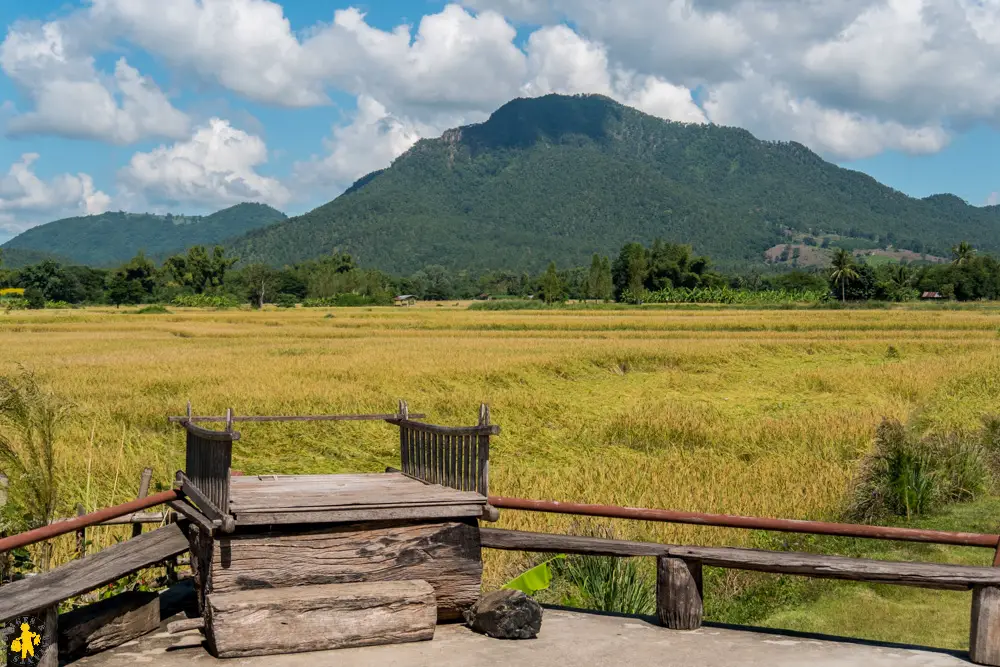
[1,0,998,241]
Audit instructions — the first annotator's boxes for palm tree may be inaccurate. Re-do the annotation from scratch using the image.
[829,248,859,302]
[952,241,975,266]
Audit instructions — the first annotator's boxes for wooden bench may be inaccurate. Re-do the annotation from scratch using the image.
[481,528,1000,666]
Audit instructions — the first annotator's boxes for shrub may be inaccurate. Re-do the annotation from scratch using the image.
[171,294,240,309]
[302,293,390,307]
[0,369,68,571]
[554,524,655,615]
[24,287,45,310]
[134,305,171,314]
[274,293,298,308]
[44,301,73,309]
[848,418,993,522]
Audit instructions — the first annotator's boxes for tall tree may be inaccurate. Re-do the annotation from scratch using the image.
[165,246,238,293]
[612,243,648,300]
[242,264,279,309]
[829,248,859,302]
[586,254,602,300]
[541,261,564,304]
[952,241,976,266]
[597,255,613,302]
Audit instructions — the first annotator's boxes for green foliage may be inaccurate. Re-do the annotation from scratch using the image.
[829,249,859,302]
[848,418,993,522]
[229,94,1000,272]
[24,287,45,309]
[302,293,391,307]
[133,305,171,314]
[274,294,298,308]
[165,246,238,294]
[0,370,67,569]
[2,203,286,267]
[170,293,241,308]
[557,553,655,615]
[627,286,828,305]
[541,261,565,303]
[502,555,566,595]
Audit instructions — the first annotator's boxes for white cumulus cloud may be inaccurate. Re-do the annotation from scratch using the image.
[0,153,111,235]
[292,96,425,195]
[1,20,189,143]
[119,118,290,209]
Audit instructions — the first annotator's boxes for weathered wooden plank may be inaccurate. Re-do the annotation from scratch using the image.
[0,523,189,623]
[59,590,160,660]
[481,528,667,557]
[230,491,486,511]
[166,617,205,635]
[385,418,500,437]
[184,427,232,520]
[477,433,490,496]
[972,585,1000,666]
[170,413,427,424]
[204,581,436,658]
[480,529,1000,590]
[668,545,1000,589]
[656,556,703,630]
[198,520,482,621]
[233,504,487,526]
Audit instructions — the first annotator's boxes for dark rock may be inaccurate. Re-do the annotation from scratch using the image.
[464,589,542,639]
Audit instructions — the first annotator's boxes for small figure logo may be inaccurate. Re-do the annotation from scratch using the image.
[5,616,44,666]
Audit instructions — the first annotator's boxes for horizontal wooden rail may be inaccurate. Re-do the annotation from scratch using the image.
[388,418,500,436]
[168,413,426,424]
[50,512,165,527]
[0,490,181,554]
[487,496,1000,548]
[479,528,1000,590]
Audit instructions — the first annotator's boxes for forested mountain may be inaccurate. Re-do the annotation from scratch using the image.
[3,203,287,267]
[231,94,1000,273]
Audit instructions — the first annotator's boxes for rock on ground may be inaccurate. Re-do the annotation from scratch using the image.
[464,590,542,639]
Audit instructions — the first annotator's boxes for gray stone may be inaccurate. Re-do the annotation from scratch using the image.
[463,590,542,640]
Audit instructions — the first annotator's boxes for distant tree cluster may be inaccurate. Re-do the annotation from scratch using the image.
[3,238,1000,310]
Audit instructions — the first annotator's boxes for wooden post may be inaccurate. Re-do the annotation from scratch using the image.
[0,472,8,583]
[39,605,58,667]
[75,504,87,559]
[656,556,703,631]
[133,468,153,538]
[972,585,1000,666]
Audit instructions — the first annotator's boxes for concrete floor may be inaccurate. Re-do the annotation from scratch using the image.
[73,607,971,667]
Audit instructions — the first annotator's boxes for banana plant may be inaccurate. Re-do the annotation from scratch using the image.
[502,554,566,595]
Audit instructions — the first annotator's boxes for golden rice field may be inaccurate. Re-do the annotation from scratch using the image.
[3,303,1000,646]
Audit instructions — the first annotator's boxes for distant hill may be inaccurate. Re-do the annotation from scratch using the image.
[3,203,287,267]
[0,247,70,269]
[231,94,1000,273]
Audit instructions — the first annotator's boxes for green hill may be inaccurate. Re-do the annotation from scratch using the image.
[231,94,1000,273]
[3,202,287,267]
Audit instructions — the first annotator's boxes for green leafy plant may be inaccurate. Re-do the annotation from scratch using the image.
[502,555,566,595]
[0,369,68,571]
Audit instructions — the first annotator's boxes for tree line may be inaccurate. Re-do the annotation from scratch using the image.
[2,238,999,309]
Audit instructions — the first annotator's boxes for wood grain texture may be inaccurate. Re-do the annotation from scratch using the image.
[657,557,703,630]
[197,520,482,621]
[0,523,189,623]
[972,585,1000,666]
[480,528,1000,590]
[233,503,485,526]
[204,581,436,658]
[58,591,160,659]
[184,427,232,519]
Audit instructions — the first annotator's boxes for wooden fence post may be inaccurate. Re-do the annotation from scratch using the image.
[0,472,8,583]
[75,504,87,559]
[133,468,153,539]
[971,585,1000,666]
[656,556,703,631]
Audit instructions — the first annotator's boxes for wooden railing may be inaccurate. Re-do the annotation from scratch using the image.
[388,402,499,496]
[483,498,1000,667]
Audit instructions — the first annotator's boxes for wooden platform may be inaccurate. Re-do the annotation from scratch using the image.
[228,472,487,526]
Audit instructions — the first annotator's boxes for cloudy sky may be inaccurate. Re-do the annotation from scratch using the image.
[1,0,999,241]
